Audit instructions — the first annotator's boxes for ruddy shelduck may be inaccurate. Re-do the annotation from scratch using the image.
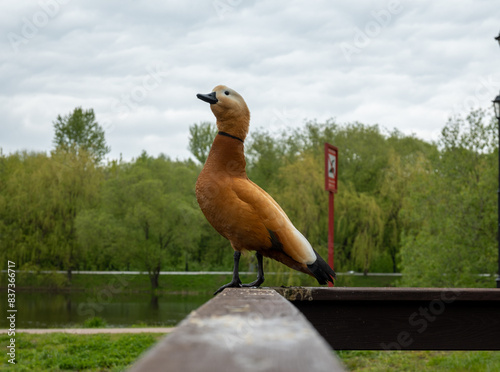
[196,85,336,294]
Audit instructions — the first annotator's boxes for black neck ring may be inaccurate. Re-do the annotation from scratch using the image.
[218,131,244,143]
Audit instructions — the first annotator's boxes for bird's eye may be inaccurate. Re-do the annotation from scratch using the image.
[224,91,230,95]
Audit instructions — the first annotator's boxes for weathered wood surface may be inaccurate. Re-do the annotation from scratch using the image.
[275,287,500,350]
[128,288,345,372]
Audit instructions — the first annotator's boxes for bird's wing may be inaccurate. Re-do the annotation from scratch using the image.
[231,177,316,265]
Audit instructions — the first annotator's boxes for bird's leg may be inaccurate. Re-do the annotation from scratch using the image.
[241,252,265,288]
[214,251,242,295]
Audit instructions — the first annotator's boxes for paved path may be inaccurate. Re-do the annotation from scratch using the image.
[0,327,175,334]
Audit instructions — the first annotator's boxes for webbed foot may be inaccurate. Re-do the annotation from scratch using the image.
[241,277,265,288]
[214,278,242,295]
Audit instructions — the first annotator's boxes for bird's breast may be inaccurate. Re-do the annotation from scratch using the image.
[195,169,270,251]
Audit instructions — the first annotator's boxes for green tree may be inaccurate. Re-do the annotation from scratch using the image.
[78,153,203,289]
[0,152,48,268]
[50,149,103,279]
[53,107,110,162]
[0,150,102,279]
[399,109,497,287]
[188,122,217,164]
[334,182,384,273]
[378,150,435,272]
[271,153,327,246]
[246,130,289,188]
[75,209,126,270]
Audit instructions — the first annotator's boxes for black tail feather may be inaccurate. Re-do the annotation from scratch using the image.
[307,249,336,285]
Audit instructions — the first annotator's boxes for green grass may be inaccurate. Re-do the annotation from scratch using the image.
[0,333,163,371]
[2,333,499,371]
[337,350,500,371]
[82,317,107,328]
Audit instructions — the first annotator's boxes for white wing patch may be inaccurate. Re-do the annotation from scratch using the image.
[281,223,316,265]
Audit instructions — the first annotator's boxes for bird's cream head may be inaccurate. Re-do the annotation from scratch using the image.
[197,85,250,141]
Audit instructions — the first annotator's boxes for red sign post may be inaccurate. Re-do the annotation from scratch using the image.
[324,143,338,287]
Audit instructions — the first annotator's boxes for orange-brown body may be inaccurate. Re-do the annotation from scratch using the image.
[195,85,335,292]
[196,134,311,275]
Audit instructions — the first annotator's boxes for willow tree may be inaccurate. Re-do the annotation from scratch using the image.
[0,150,102,279]
[335,182,384,274]
[50,149,103,279]
[78,153,203,289]
[0,152,50,267]
[378,150,431,272]
[270,153,327,244]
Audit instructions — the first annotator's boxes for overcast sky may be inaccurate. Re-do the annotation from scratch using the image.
[1,0,499,162]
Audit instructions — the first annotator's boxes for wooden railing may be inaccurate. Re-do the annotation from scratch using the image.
[128,286,500,371]
[275,287,500,350]
[128,288,346,371]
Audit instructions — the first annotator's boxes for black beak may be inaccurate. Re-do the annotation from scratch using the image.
[197,91,218,104]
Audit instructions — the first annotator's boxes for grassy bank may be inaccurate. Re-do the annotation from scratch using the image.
[1,333,499,371]
[0,333,162,371]
[338,350,500,371]
[1,270,398,294]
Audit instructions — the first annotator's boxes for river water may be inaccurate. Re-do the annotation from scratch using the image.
[1,291,212,328]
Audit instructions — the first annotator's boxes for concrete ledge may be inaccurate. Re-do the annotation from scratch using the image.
[128,288,345,372]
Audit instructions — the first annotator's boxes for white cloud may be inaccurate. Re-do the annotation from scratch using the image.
[1,0,499,162]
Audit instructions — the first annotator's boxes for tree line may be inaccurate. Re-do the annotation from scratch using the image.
[0,107,497,288]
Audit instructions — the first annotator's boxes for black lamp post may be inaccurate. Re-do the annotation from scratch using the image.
[494,93,500,288]
[495,31,500,288]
